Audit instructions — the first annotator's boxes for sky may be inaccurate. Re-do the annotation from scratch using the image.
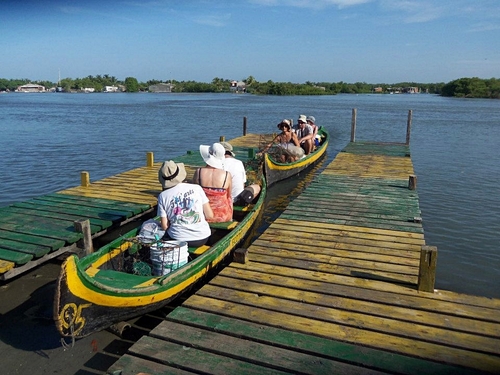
[1,0,499,84]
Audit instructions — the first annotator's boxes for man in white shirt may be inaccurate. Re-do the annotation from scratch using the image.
[220,142,247,202]
[295,114,314,155]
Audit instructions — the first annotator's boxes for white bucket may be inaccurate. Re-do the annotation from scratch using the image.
[150,240,188,276]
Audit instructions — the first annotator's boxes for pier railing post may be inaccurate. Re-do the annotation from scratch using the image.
[146,152,154,167]
[408,174,417,190]
[220,136,225,142]
[74,219,94,256]
[81,171,90,187]
[350,108,357,142]
[406,109,413,145]
[243,116,247,136]
[418,245,437,292]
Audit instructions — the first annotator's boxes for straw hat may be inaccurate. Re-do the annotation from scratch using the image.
[158,160,187,189]
[220,141,235,157]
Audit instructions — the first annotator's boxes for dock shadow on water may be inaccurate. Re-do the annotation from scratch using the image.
[0,159,327,375]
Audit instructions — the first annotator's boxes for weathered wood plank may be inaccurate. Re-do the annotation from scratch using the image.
[166,307,480,375]
[0,207,103,233]
[0,248,33,264]
[183,294,500,373]
[211,272,500,336]
[0,228,66,250]
[150,320,388,375]
[248,252,418,284]
[228,261,500,312]
[0,221,81,244]
[250,242,419,265]
[128,335,292,375]
[0,259,15,273]
[106,354,193,375]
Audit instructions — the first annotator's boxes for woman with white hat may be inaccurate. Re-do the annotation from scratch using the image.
[192,142,233,222]
[157,160,213,247]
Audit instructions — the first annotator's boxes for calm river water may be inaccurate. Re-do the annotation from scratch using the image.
[1,92,499,298]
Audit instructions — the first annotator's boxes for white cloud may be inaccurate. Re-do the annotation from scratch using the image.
[249,0,372,10]
[191,13,231,27]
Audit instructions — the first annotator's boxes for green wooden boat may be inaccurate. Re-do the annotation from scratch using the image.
[54,177,266,339]
[264,126,329,187]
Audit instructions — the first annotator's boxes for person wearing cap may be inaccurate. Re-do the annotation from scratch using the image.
[219,141,247,202]
[260,119,304,162]
[295,114,314,155]
[157,160,213,247]
[306,115,319,146]
[192,142,233,222]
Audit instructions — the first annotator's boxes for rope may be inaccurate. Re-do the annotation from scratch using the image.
[60,322,75,350]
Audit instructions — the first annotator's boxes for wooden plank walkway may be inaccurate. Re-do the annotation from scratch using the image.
[107,141,500,375]
[0,134,264,280]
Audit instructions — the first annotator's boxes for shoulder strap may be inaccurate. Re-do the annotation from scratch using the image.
[197,168,202,186]
[223,171,228,186]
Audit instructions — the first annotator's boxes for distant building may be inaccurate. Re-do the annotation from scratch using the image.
[104,85,119,92]
[373,87,383,93]
[149,83,174,93]
[230,80,246,93]
[16,83,46,92]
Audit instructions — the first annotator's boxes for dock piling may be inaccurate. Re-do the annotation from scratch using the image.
[80,171,90,187]
[74,219,94,256]
[406,110,413,145]
[408,175,417,190]
[233,248,248,264]
[418,245,437,292]
[350,108,357,142]
[146,152,154,167]
[243,116,247,136]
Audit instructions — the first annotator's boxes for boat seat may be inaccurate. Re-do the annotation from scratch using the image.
[209,220,239,230]
[92,269,154,289]
[188,245,210,256]
[233,204,254,212]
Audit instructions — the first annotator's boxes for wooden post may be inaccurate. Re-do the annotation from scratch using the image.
[350,108,357,142]
[81,171,90,187]
[243,116,247,136]
[234,248,248,264]
[418,245,437,292]
[406,109,413,145]
[74,219,93,256]
[219,135,225,142]
[146,152,154,167]
[408,175,417,190]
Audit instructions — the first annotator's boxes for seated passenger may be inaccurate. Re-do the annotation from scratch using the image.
[192,142,233,222]
[157,160,213,248]
[220,141,247,203]
[306,116,320,146]
[260,119,304,162]
[296,114,314,155]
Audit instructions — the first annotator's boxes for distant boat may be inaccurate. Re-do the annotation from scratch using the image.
[264,126,329,187]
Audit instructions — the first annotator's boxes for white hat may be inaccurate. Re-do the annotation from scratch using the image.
[298,114,307,123]
[220,141,235,157]
[158,161,187,189]
[199,143,225,169]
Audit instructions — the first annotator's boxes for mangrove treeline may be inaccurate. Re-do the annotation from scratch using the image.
[1,75,499,99]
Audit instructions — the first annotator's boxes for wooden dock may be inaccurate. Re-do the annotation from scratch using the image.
[0,134,264,280]
[107,140,500,374]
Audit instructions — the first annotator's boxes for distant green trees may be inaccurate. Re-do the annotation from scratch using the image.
[124,77,139,92]
[441,77,500,98]
[0,75,498,98]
